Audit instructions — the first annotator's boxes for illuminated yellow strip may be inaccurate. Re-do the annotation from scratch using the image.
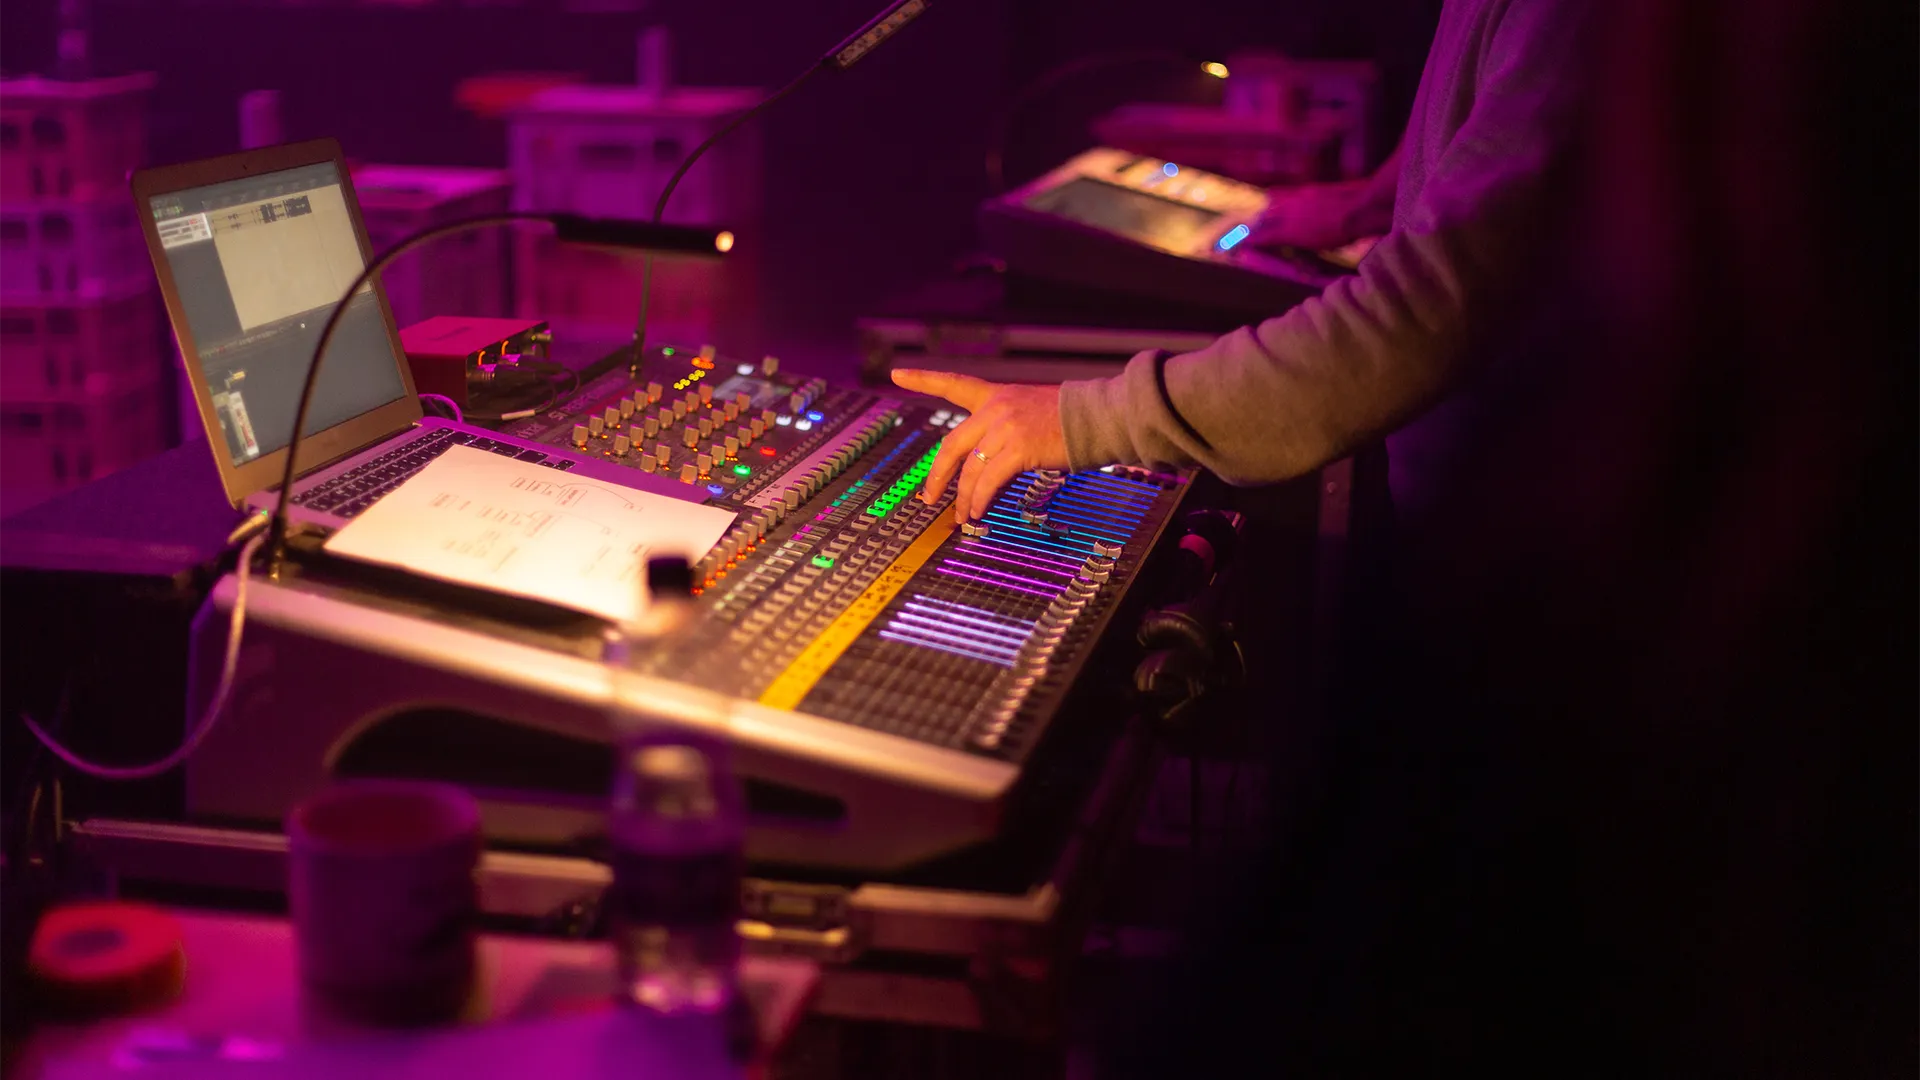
[758,506,957,712]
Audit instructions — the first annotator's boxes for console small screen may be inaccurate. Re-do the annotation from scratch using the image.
[1024,177,1223,252]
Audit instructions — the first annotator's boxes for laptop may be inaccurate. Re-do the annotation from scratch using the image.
[132,138,698,533]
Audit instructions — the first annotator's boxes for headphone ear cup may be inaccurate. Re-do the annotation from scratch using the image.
[1137,607,1216,666]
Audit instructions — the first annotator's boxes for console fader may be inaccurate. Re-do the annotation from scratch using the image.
[501,346,1193,768]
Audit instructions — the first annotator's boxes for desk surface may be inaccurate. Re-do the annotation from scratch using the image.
[13,908,819,1080]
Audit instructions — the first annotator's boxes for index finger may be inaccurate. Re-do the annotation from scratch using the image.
[891,369,995,412]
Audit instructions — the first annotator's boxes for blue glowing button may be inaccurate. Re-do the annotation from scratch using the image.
[1163,162,1179,177]
[706,483,726,496]
[1217,223,1251,251]
[806,411,824,423]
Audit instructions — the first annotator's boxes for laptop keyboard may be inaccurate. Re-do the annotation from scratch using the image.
[290,427,576,519]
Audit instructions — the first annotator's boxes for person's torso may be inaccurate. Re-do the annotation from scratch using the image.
[1387,0,1518,519]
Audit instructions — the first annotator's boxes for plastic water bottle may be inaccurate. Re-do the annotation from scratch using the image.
[605,557,746,1015]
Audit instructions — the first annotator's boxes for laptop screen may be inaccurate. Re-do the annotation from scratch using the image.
[148,161,408,468]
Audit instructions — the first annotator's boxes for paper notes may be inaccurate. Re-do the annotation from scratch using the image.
[324,445,736,625]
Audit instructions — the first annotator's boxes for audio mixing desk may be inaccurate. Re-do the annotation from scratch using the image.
[161,346,1201,874]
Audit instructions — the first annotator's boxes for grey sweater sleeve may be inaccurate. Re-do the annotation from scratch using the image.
[1058,0,1586,485]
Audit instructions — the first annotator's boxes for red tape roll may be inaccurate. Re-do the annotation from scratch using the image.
[28,901,185,1016]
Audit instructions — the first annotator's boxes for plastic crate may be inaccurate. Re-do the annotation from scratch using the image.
[0,74,154,204]
[0,287,163,403]
[0,373,168,515]
[506,84,762,224]
[353,164,513,325]
[0,198,151,301]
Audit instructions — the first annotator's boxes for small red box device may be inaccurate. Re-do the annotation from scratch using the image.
[397,316,551,406]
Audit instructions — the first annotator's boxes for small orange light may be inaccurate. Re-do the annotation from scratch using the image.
[1203,61,1229,79]
[715,231,735,253]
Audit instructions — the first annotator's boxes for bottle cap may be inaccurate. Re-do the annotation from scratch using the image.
[646,556,694,597]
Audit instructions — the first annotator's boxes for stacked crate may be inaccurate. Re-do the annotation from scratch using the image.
[0,73,169,518]
[352,163,514,329]
[505,83,763,351]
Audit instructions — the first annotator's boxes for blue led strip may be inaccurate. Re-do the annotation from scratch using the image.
[1084,469,1164,495]
[983,507,1126,547]
[978,513,1098,555]
[1026,485,1148,518]
[897,604,1034,648]
[1004,502,1134,537]
[1045,480,1153,517]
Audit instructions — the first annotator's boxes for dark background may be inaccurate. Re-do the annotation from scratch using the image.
[1,0,1440,361]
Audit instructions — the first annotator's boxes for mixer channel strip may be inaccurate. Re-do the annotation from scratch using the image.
[800,468,1157,758]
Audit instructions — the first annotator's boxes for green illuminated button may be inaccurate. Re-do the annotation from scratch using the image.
[811,555,835,569]
[733,464,751,476]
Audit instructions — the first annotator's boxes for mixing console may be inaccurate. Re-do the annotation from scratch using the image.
[502,345,1192,766]
[180,342,1197,870]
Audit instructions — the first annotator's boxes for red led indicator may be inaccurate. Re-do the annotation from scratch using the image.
[758,446,776,457]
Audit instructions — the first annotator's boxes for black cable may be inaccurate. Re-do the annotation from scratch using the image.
[464,364,580,424]
[629,65,819,375]
[984,50,1218,193]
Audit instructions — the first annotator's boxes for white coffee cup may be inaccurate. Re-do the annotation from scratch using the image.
[287,780,482,1026]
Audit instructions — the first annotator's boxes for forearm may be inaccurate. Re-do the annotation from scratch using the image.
[1059,223,1480,485]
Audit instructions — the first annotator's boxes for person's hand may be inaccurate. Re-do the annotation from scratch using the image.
[889,369,1069,523]
[1246,178,1377,252]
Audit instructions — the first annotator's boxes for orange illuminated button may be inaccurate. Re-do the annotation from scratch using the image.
[759,446,776,457]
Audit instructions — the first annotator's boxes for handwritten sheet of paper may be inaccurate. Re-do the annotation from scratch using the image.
[323,445,737,625]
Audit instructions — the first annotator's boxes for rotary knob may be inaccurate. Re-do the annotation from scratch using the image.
[603,406,620,430]
[645,382,663,403]
[588,415,605,438]
[619,398,635,420]
[571,424,589,448]
[612,434,630,456]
